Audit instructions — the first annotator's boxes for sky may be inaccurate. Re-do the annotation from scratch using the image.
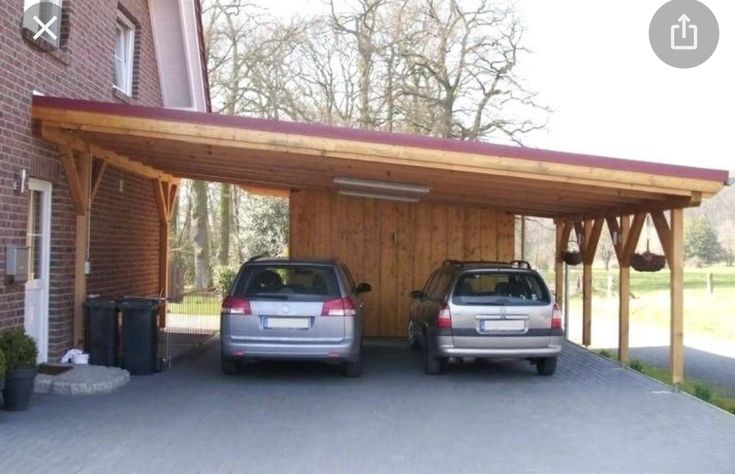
[252,0,734,175]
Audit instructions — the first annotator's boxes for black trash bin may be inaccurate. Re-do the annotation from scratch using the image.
[84,299,119,367]
[119,297,161,375]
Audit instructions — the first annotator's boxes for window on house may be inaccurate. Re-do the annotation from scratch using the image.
[114,12,136,96]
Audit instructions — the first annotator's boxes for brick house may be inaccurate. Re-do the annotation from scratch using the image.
[0,0,208,361]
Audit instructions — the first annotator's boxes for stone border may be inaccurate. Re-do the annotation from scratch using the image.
[35,365,130,395]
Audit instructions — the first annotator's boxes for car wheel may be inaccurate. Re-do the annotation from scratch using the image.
[536,357,557,376]
[407,320,420,350]
[343,354,363,378]
[423,332,442,375]
[221,358,240,375]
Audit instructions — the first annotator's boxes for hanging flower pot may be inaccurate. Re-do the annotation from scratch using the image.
[632,250,666,272]
[563,240,583,266]
[632,224,667,272]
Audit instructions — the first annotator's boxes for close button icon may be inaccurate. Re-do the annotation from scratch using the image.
[22,1,63,50]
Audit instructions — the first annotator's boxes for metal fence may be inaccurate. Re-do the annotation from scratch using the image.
[160,288,221,366]
[165,287,222,334]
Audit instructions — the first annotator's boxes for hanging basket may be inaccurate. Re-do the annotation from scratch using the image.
[631,250,666,272]
[563,240,583,266]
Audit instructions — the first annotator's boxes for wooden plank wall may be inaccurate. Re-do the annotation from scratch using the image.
[290,189,515,337]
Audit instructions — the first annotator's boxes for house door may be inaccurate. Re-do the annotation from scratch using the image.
[24,179,52,363]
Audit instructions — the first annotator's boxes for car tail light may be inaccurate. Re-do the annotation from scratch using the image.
[321,297,356,317]
[437,304,452,329]
[551,303,563,330]
[221,296,252,315]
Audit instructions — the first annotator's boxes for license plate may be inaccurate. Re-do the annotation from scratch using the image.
[482,319,524,331]
[266,317,310,329]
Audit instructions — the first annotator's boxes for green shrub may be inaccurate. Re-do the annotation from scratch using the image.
[629,359,645,372]
[0,348,6,378]
[597,349,612,359]
[0,328,38,371]
[213,266,238,295]
[694,383,713,402]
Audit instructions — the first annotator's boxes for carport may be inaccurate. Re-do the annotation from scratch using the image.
[31,95,728,383]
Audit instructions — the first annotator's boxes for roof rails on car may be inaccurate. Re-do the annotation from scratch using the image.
[246,254,269,263]
[442,259,532,270]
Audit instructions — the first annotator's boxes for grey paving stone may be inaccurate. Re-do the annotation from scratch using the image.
[2,340,734,474]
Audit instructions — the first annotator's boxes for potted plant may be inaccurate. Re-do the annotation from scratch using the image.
[0,328,38,411]
[0,347,6,392]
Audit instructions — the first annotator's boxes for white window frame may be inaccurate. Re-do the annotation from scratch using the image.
[113,12,136,96]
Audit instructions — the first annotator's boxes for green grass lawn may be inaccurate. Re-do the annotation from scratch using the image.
[168,294,222,316]
[540,266,735,342]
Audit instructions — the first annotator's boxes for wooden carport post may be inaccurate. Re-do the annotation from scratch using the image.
[60,147,95,347]
[607,213,645,363]
[650,209,684,384]
[154,179,177,328]
[669,209,684,384]
[572,218,604,346]
[554,221,572,311]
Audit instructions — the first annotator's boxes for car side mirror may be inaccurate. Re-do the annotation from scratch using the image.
[409,290,425,299]
[355,282,372,294]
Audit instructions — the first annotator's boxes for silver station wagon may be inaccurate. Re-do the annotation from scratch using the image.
[220,258,370,377]
[408,260,563,375]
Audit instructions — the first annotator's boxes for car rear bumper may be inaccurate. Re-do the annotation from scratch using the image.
[436,345,562,358]
[434,335,563,359]
[221,337,360,362]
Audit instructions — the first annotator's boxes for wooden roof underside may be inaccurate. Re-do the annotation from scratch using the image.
[32,98,727,219]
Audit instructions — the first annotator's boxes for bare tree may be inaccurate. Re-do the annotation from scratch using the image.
[397,0,548,142]
[194,0,550,286]
[192,180,212,288]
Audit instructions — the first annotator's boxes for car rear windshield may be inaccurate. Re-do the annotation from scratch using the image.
[452,271,550,306]
[233,265,341,301]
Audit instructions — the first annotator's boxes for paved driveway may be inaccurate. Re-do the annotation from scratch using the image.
[2,340,735,473]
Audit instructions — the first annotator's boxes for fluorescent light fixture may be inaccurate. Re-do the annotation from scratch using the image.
[339,190,421,203]
[334,177,429,195]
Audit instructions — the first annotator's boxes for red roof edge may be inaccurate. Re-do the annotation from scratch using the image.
[32,95,729,184]
[193,0,211,113]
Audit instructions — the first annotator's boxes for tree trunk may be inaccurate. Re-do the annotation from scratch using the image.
[218,183,231,266]
[192,180,211,289]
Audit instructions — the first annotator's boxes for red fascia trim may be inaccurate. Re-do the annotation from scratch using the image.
[32,95,730,183]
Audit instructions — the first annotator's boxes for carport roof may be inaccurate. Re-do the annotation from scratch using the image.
[32,96,728,218]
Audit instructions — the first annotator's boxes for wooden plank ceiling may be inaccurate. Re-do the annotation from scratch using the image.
[32,97,728,219]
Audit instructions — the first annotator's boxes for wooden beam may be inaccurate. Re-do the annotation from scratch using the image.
[167,184,178,214]
[583,218,605,265]
[670,208,684,384]
[239,185,291,199]
[32,108,723,197]
[159,219,169,329]
[651,210,673,267]
[618,215,631,363]
[621,213,647,266]
[90,159,107,204]
[154,179,169,224]
[606,216,622,261]
[73,152,92,347]
[582,260,592,346]
[41,125,178,183]
[154,179,176,329]
[60,146,86,216]
[554,221,566,309]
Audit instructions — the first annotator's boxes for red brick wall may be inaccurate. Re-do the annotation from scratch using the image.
[0,0,164,358]
[88,171,161,300]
